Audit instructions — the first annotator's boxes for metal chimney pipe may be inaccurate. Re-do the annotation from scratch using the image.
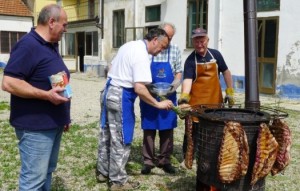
[243,0,260,110]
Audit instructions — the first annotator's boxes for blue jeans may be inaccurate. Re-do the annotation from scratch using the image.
[15,127,64,191]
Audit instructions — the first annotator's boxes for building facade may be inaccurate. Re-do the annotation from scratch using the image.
[1,0,103,76]
[1,0,299,99]
[57,0,104,75]
[101,0,300,99]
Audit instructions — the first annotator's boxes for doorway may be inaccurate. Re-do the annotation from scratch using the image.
[257,17,279,94]
[77,32,85,72]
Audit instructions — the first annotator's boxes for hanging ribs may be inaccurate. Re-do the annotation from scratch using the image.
[269,118,292,175]
[218,121,249,183]
[184,115,194,169]
[251,123,279,185]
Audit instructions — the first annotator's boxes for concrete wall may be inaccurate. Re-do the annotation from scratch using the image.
[102,0,134,62]
[275,0,300,98]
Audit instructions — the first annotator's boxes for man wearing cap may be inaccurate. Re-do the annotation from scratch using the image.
[178,28,234,190]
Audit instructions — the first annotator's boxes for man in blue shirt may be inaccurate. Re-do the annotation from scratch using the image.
[2,4,70,190]
[178,28,234,191]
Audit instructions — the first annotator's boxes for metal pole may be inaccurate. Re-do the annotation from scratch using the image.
[243,0,260,110]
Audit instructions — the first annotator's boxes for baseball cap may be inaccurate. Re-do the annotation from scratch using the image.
[191,28,207,38]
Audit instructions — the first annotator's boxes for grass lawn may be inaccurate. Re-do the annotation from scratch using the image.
[0,101,299,191]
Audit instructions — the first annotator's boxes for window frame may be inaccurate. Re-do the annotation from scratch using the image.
[145,5,161,22]
[85,31,98,56]
[113,9,125,48]
[257,17,279,94]
[92,31,98,56]
[257,0,280,12]
[0,31,26,53]
[124,27,145,43]
[186,0,208,48]
[63,33,75,57]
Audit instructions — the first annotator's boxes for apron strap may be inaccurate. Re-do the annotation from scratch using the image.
[100,78,112,129]
[167,46,170,62]
[152,47,171,62]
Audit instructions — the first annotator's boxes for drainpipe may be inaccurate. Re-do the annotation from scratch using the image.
[100,0,104,39]
[95,0,104,37]
[243,0,260,110]
[218,0,222,51]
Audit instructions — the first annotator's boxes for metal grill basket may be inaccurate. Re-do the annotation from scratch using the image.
[194,108,270,191]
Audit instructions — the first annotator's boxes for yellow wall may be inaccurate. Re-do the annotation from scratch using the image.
[32,0,94,25]
[33,0,57,26]
[61,0,95,22]
[61,0,78,22]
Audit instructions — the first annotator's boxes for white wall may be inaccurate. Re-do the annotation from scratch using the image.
[159,0,187,55]
[277,0,300,69]
[216,0,245,76]
[0,16,32,32]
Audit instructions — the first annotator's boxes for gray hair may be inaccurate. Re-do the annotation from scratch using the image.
[158,22,176,34]
[144,28,168,42]
[37,4,62,25]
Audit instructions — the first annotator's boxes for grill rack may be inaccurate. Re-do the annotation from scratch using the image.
[193,107,270,191]
[259,106,289,119]
[188,104,288,121]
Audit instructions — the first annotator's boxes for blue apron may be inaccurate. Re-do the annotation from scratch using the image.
[101,78,137,144]
[140,48,177,130]
[121,87,138,144]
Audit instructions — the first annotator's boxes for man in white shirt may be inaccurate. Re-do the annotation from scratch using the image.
[96,28,173,191]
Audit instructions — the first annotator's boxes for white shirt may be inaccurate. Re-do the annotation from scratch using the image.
[108,40,152,88]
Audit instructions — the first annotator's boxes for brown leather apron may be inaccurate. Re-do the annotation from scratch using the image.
[189,51,223,122]
[189,62,223,105]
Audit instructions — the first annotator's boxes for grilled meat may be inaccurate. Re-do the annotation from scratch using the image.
[251,123,279,185]
[218,121,249,183]
[184,115,194,169]
[269,118,292,175]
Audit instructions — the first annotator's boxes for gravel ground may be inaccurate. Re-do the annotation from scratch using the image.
[1,72,300,123]
[68,72,105,125]
[1,71,300,122]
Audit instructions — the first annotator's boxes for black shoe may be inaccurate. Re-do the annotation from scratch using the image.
[141,164,154,175]
[158,164,176,174]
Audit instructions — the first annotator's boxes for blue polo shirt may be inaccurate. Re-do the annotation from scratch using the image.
[183,48,228,81]
[4,28,71,130]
